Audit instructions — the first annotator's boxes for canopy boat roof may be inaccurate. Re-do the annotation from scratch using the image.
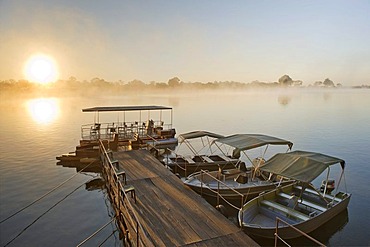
[260,150,345,183]
[213,134,293,158]
[178,131,225,144]
[82,105,172,112]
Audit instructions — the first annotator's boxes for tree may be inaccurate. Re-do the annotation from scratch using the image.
[323,78,335,87]
[168,77,180,87]
[278,75,293,86]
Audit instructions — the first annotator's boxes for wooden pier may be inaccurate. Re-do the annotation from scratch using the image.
[99,141,258,246]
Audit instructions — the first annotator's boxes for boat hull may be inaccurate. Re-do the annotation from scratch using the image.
[168,161,237,177]
[184,171,294,208]
[239,184,351,239]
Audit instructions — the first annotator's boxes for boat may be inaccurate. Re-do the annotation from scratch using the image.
[162,131,239,177]
[184,134,295,208]
[56,152,81,162]
[80,105,178,151]
[57,105,178,172]
[238,150,351,239]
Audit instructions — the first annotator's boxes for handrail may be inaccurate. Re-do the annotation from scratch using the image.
[99,140,154,246]
[82,121,173,141]
[274,217,325,247]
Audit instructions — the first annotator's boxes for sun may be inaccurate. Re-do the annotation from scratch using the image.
[24,54,59,84]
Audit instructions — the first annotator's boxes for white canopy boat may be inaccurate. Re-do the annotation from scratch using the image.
[238,150,351,239]
[80,105,178,150]
[184,134,295,208]
[163,131,239,177]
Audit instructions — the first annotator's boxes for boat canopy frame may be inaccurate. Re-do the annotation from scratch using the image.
[212,134,293,159]
[175,131,226,159]
[260,150,347,199]
[81,105,174,140]
[212,134,293,176]
[82,105,173,125]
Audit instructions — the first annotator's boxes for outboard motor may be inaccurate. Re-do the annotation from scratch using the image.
[320,179,335,193]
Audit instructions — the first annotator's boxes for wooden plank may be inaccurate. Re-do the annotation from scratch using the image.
[111,149,258,246]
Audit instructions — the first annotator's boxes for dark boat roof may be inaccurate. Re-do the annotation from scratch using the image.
[260,150,345,183]
[82,105,172,112]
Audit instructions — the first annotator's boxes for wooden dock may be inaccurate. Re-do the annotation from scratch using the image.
[107,148,258,246]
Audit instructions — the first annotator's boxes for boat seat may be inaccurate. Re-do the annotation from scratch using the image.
[260,200,309,221]
[294,185,341,203]
[278,192,327,212]
[184,157,196,164]
[235,173,248,184]
[201,156,214,163]
[298,198,327,212]
[278,192,296,200]
[218,155,234,162]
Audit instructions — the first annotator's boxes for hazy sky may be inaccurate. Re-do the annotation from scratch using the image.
[1,0,369,85]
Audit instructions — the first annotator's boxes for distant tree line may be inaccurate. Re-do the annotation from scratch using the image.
[1,74,363,95]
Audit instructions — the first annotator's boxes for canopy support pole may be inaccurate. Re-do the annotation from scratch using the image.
[253,145,268,180]
[323,167,330,197]
[332,169,345,204]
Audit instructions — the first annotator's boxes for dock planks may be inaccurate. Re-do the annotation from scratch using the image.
[113,149,258,246]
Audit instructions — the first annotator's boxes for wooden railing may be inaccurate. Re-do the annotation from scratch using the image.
[99,140,154,246]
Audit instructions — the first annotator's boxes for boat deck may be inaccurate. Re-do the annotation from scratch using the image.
[112,149,258,246]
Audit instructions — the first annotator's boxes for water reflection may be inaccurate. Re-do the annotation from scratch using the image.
[27,98,60,124]
[278,95,292,106]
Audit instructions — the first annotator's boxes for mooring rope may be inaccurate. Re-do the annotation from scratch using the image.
[76,217,115,247]
[0,160,96,224]
[3,180,88,247]
[98,229,118,247]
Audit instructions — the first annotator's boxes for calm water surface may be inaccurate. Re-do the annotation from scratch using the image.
[0,88,369,246]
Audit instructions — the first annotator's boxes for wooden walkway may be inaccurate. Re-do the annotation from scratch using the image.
[112,149,258,246]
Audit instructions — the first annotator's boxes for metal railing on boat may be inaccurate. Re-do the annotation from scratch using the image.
[274,217,325,247]
[194,169,247,214]
[82,121,172,141]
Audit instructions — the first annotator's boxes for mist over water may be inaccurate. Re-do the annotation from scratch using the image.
[1,88,369,246]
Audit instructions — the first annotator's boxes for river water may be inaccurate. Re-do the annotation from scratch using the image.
[0,88,369,246]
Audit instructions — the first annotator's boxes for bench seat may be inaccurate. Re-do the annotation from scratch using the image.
[294,185,341,203]
[260,200,309,221]
[184,157,196,164]
[201,156,214,163]
[278,192,327,212]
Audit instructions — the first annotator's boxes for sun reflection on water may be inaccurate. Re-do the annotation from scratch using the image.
[27,98,60,124]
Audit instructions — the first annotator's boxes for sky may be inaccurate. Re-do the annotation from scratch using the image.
[1,0,370,86]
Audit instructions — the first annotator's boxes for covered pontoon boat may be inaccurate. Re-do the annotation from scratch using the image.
[184,134,295,208]
[80,105,177,150]
[163,131,238,177]
[238,150,351,239]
